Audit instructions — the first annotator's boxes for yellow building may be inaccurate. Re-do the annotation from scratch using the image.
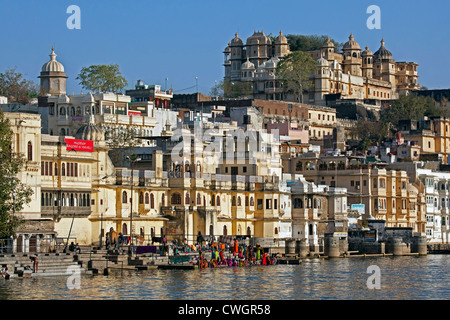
[285,152,426,234]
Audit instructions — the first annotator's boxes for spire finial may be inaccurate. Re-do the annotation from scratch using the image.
[50,46,57,61]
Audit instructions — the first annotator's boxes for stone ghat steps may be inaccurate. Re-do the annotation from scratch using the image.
[0,252,87,278]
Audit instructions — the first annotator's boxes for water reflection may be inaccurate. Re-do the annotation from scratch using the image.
[0,256,448,300]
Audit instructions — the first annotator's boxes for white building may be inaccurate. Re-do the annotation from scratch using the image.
[417,169,450,243]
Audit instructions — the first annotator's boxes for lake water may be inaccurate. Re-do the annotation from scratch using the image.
[0,255,448,300]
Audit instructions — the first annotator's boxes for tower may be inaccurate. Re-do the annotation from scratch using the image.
[229,33,244,81]
[361,46,374,78]
[342,34,362,76]
[373,38,396,84]
[314,56,331,106]
[274,30,290,58]
[38,47,68,96]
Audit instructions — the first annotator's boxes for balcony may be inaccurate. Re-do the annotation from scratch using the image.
[41,206,91,218]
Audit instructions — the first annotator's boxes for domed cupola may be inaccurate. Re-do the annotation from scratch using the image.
[41,46,65,73]
[343,33,361,51]
[38,46,68,96]
[230,33,243,46]
[76,116,104,142]
[241,58,255,70]
[275,30,288,44]
[373,38,393,61]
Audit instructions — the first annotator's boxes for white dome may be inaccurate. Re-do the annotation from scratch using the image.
[317,56,329,67]
[265,57,279,69]
[41,47,65,73]
[241,58,255,70]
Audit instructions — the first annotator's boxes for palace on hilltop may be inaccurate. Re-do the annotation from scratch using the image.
[223,31,420,107]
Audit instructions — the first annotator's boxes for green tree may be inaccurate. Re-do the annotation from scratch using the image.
[276,51,316,103]
[220,80,252,99]
[104,125,140,166]
[287,34,343,52]
[0,68,39,104]
[76,64,128,93]
[381,94,442,130]
[0,110,33,238]
[209,79,224,98]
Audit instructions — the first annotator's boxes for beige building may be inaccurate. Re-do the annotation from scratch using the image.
[284,152,426,234]
[224,32,420,106]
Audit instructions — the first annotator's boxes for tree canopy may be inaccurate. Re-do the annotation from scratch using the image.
[276,51,316,103]
[76,64,128,93]
[381,94,442,129]
[0,68,39,104]
[210,79,252,99]
[0,110,33,238]
[287,34,343,52]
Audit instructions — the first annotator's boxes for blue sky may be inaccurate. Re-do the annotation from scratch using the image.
[1,0,449,94]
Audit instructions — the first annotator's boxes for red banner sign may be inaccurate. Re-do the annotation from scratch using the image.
[65,139,94,152]
[128,111,141,116]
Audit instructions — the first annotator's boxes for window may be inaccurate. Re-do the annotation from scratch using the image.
[27,141,33,161]
[62,163,66,176]
[139,192,144,204]
[237,196,242,206]
[150,193,155,209]
[145,193,149,204]
[185,193,190,205]
[171,193,181,205]
[216,195,221,207]
[122,191,128,203]
[257,199,263,210]
[250,197,254,206]
[294,198,303,209]
[274,199,278,210]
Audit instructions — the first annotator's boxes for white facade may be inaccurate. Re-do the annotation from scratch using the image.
[417,169,450,243]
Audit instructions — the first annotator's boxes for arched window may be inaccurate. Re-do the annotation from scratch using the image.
[145,193,149,204]
[139,192,144,204]
[150,193,155,209]
[61,163,66,176]
[122,191,128,203]
[247,226,251,236]
[232,196,236,206]
[171,193,181,205]
[294,198,303,209]
[216,195,221,207]
[250,197,254,206]
[185,193,190,205]
[197,193,201,205]
[60,107,66,116]
[309,224,313,236]
[223,225,228,236]
[27,141,33,161]
[237,196,242,206]
[161,194,165,206]
[211,195,215,206]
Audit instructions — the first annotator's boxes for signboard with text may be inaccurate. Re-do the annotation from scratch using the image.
[65,138,94,152]
[128,110,142,116]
